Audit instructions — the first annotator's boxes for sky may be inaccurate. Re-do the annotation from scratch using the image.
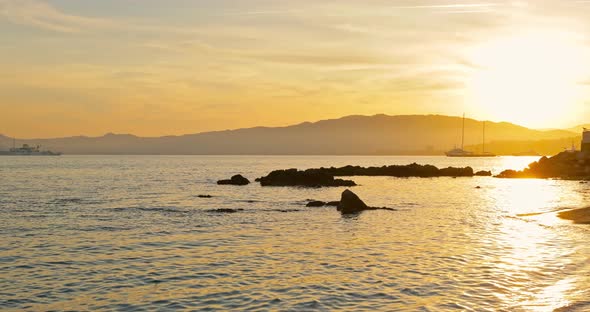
[2,0,590,138]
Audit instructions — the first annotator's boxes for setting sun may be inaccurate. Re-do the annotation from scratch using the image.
[466,30,590,128]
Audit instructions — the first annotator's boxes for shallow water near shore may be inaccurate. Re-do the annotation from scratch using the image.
[1,155,590,311]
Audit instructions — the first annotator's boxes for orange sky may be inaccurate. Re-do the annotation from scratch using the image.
[2,0,590,138]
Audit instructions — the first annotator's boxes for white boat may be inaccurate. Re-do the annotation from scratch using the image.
[446,114,496,157]
[0,142,61,156]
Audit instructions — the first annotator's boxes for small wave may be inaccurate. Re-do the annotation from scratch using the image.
[48,198,105,206]
[111,207,188,214]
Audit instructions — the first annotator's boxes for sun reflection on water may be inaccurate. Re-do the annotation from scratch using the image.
[484,176,584,311]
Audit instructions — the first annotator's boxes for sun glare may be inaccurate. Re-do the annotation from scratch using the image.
[466,31,589,128]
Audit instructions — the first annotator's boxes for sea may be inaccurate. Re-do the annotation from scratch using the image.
[1,155,589,311]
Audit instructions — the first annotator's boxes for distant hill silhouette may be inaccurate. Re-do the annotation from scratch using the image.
[0,114,579,155]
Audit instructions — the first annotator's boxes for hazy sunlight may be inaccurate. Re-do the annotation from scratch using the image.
[467,31,589,128]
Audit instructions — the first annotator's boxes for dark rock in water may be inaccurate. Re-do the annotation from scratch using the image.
[337,189,369,214]
[325,201,340,207]
[258,164,478,186]
[496,169,520,178]
[217,174,250,186]
[336,190,397,214]
[207,208,244,213]
[306,201,326,207]
[198,195,213,198]
[318,163,474,177]
[497,151,590,179]
[475,186,482,189]
[258,168,356,187]
[475,170,492,177]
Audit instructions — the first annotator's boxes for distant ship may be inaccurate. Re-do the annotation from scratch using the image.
[446,114,496,157]
[0,143,61,156]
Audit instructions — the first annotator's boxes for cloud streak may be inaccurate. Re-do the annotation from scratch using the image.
[0,0,117,33]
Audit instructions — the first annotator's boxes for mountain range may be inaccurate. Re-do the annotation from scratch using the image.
[0,114,583,155]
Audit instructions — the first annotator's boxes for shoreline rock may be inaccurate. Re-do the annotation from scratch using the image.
[557,207,590,224]
[217,174,250,186]
[497,152,590,179]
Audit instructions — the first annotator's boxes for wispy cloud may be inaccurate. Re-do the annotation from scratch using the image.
[0,0,201,35]
[0,0,116,33]
[392,3,499,9]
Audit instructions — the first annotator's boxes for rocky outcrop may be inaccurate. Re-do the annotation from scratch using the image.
[475,170,492,176]
[337,190,369,214]
[497,152,590,179]
[258,169,357,187]
[317,163,474,177]
[217,174,250,185]
[258,164,481,187]
[259,164,476,187]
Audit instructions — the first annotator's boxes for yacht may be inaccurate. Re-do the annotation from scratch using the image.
[0,143,61,156]
[446,115,496,157]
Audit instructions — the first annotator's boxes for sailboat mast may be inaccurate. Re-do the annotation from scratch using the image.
[461,113,465,150]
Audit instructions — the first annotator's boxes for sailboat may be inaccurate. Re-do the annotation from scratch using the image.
[445,115,496,157]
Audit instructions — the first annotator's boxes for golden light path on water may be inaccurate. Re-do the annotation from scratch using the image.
[1,155,589,311]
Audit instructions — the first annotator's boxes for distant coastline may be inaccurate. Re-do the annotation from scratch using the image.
[0,114,580,156]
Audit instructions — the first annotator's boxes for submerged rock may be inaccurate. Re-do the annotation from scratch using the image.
[337,190,369,214]
[217,174,250,186]
[325,201,340,207]
[207,208,244,213]
[306,201,326,207]
[258,169,356,187]
[198,195,213,198]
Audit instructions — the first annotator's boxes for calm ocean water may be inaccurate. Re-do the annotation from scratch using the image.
[1,155,590,311]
